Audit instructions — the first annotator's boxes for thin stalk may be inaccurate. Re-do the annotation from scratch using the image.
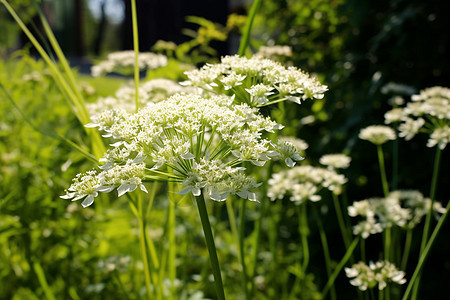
[248,197,267,298]
[384,227,392,261]
[360,238,366,262]
[196,193,226,300]
[225,200,246,293]
[333,193,351,248]
[402,200,449,300]
[376,145,389,197]
[290,203,310,298]
[412,147,442,298]
[392,136,399,190]
[167,180,177,298]
[137,193,157,300]
[33,1,105,158]
[313,205,336,300]
[237,0,262,56]
[33,261,56,300]
[400,229,413,271]
[131,0,140,112]
[321,237,360,298]
[239,198,250,299]
[299,204,310,272]
[1,0,105,158]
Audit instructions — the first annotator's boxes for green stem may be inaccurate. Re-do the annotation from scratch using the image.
[392,135,399,190]
[402,200,449,300]
[321,237,360,298]
[290,203,310,297]
[131,0,140,112]
[299,204,310,272]
[168,180,177,298]
[196,193,226,300]
[400,229,413,271]
[313,205,337,300]
[137,193,157,300]
[249,197,266,298]
[377,145,389,197]
[237,0,262,56]
[360,238,366,262]
[384,227,392,262]
[239,198,250,299]
[333,193,351,248]
[33,261,56,300]
[412,147,441,298]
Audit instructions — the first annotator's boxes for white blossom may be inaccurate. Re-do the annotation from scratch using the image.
[345,261,406,291]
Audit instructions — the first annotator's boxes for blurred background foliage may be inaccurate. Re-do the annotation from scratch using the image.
[1,0,449,298]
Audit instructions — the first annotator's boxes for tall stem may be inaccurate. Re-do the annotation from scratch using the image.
[402,200,449,300]
[137,193,157,300]
[332,193,351,248]
[239,199,250,299]
[313,205,336,300]
[237,0,262,56]
[377,144,389,197]
[196,193,226,300]
[321,237,360,298]
[167,180,177,298]
[412,147,442,298]
[400,229,413,271]
[131,0,140,112]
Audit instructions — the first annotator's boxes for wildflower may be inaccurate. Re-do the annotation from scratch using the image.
[348,197,410,238]
[359,125,396,145]
[62,94,294,207]
[398,117,425,140]
[91,51,168,77]
[427,125,450,150]
[389,190,446,228]
[319,153,351,170]
[345,261,406,291]
[268,165,347,204]
[183,55,327,108]
[255,45,293,59]
[393,86,450,148]
[348,190,445,237]
[384,108,403,124]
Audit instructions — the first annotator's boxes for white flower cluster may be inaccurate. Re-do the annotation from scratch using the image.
[345,261,406,291]
[319,153,351,170]
[359,125,396,145]
[255,45,293,60]
[384,86,450,149]
[61,163,147,208]
[348,190,446,238]
[91,51,168,77]
[62,94,303,206]
[268,165,348,204]
[183,55,328,107]
[86,79,196,115]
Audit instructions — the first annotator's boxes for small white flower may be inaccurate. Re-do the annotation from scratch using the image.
[359,125,396,145]
[345,261,406,291]
[319,153,351,170]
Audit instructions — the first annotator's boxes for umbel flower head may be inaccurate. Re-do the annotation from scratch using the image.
[62,94,303,207]
[384,86,450,149]
[91,51,168,77]
[319,153,351,170]
[359,125,396,145]
[348,190,445,238]
[183,55,328,107]
[345,261,406,291]
[268,165,348,204]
